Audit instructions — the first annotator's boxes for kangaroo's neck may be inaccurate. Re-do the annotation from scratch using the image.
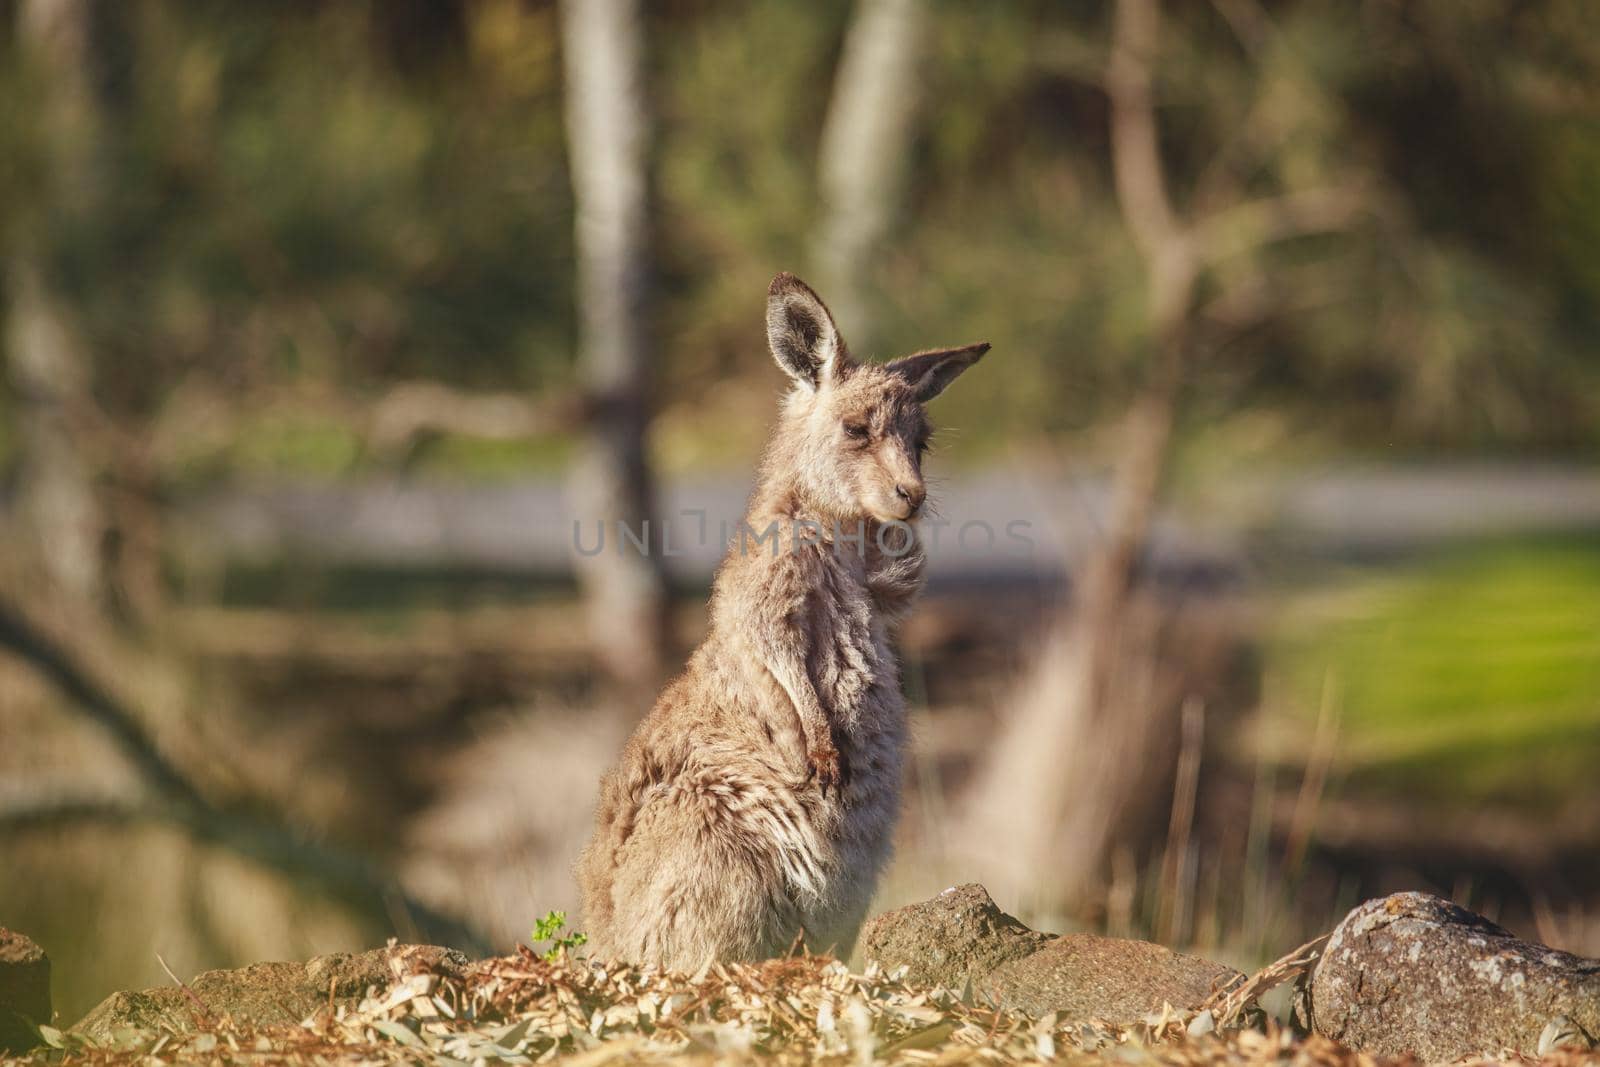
[747,428,854,531]
[746,473,833,528]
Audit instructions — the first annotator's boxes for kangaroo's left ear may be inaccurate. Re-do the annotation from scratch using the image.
[888,342,990,402]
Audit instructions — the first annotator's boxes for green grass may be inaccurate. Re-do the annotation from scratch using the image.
[1265,535,1600,809]
[168,408,576,485]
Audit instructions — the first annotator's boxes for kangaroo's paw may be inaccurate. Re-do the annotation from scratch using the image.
[807,744,850,796]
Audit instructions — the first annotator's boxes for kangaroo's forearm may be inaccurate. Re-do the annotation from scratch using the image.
[762,642,831,750]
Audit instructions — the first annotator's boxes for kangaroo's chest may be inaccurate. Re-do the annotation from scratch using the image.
[805,549,899,733]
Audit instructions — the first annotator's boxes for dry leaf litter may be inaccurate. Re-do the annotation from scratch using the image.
[10,942,1600,1067]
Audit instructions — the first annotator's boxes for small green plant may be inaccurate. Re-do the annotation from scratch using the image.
[531,909,588,961]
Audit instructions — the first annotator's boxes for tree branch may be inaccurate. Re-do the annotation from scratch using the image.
[365,381,582,459]
[0,598,488,952]
[964,0,1201,911]
[1193,183,1374,264]
[144,379,589,472]
[1209,0,1271,59]
[1107,0,1185,262]
[0,602,207,813]
[0,789,151,832]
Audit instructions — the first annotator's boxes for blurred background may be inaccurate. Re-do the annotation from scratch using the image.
[2,0,1598,1022]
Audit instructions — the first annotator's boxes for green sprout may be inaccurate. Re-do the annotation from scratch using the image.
[531,909,588,961]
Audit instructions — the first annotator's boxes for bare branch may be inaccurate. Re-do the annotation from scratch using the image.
[0,602,207,813]
[0,598,488,951]
[1189,0,1303,220]
[966,0,1204,909]
[1193,183,1375,264]
[366,381,579,459]
[157,952,214,1020]
[1188,88,1282,217]
[1107,0,1185,261]
[1209,0,1272,59]
[141,377,599,475]
[1199,256,1366,334]
[0,790,151,831]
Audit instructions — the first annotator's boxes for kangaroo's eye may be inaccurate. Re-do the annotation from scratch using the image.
[916,438,931,455]
[843,422,870,441]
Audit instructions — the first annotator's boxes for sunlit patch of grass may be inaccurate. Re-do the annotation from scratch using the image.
[410,432,574,477]
[1264,535,1600,809]
[228,412,365,476]
[169,409,575,484]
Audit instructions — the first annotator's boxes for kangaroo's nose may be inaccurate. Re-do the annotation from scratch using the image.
[894,483,926,513]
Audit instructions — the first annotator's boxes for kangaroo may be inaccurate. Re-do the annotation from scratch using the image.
[577,272,988,969]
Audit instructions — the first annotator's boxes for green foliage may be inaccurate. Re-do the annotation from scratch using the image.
[1266,535,1600,809]
[530,910,588,962]
[1,1,1598,475]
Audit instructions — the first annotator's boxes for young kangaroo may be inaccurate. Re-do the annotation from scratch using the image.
[577,272,987,969]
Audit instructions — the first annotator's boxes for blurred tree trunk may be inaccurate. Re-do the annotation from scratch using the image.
[961,0,1197,916]
[814,0,924,348]
[559,0,670,690]
[6,0,106,608]
[5,264,102,606]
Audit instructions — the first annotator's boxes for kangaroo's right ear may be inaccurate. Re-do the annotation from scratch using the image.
[767,272,850,390]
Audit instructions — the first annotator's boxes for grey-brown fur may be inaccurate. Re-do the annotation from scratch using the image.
[577,272,987,969]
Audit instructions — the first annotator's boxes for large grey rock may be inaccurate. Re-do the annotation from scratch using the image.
[71,944,467,1045]
[861,884,1241,1022]
[0,929,51,1052]
[1309,892,1600,1060]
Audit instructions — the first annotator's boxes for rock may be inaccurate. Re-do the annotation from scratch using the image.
[1309,891,1600,1060]
[0,929,52,1053]
[981,933,1242,1021]
[860,883,1050,991]
[861,884,1241,1023]
[72,943,468,1045]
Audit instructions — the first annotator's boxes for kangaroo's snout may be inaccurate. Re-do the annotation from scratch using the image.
[894,482,925,515]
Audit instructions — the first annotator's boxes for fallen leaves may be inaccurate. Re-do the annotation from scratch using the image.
[11,944,1600,1067]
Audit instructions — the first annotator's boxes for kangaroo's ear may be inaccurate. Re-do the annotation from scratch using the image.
[888,342,990,402]
[767,272,851,389]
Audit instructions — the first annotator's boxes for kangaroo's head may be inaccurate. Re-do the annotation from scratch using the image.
[764,272,988,524]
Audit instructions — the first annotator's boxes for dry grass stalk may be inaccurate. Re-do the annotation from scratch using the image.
[1157,699,1206,945]
[1200,933,1330,1030]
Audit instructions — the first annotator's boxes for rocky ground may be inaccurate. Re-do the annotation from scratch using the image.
[4,889,1599,1066]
